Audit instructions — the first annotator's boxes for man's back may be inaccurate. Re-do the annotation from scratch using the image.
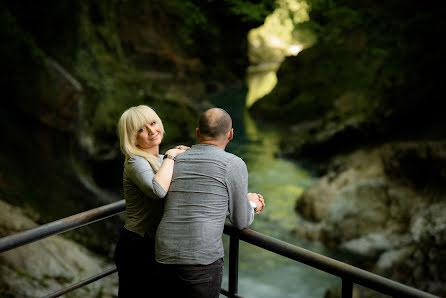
[155,144,254,265]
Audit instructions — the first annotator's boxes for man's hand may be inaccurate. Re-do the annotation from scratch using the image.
[248,193,265,215]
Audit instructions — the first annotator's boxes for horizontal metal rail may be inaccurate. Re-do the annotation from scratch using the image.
[42,267,117,298]
[0,201,439,298]
[224,224,439,298]
[0,200,126,253]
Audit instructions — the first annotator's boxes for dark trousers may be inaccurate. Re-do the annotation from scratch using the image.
[114,228,158,298]
[158,258,224,298]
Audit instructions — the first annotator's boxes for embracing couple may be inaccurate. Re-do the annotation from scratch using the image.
[113,105,265,297]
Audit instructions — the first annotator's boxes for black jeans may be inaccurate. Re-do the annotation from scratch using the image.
[159,258,224,298]
[114,228,158,298]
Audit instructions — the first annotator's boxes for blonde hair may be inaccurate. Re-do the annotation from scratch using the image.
[117,105,165,172]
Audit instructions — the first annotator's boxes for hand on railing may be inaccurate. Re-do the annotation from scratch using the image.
[248,193,265,215]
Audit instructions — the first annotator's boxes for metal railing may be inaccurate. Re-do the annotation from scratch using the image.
[0,200,439,298]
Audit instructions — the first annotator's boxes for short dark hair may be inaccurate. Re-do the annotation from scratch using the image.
[198,108,232,139]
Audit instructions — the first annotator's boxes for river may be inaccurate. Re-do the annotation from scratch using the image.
[209,89,344,298]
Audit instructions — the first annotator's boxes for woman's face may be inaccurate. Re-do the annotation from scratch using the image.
[135,121,163,153]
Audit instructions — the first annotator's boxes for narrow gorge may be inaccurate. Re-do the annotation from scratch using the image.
[1,0,445,297]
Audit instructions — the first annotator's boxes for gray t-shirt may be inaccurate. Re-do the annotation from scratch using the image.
[123,155,166,238]
[155,144,254,265]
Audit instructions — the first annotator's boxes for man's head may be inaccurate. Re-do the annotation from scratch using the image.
[196,108,233,147]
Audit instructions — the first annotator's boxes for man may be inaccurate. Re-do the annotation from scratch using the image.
[155,107,265,297]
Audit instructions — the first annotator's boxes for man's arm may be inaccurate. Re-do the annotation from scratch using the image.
[226,157,254,229]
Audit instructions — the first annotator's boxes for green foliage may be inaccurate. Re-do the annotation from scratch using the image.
[0,9,46,63]
[164,0,210,45]
[150,98,199,149]
[0,8,54,125]
[161,0,275,55]
[73,1,155,146]
[226,0,277,22]
[254,0,446,135]
[301,1,362,45]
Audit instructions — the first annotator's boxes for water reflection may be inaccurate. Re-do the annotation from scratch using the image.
[211,90,342,297]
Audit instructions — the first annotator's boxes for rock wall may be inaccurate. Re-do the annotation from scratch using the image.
[294,142,446,296]
[0,1,275,296]
[247,3,446,295]
[0,200,118,297]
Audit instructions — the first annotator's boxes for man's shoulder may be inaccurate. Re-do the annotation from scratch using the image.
[225,151,245,165]
[217,151,246,174]
[184,145,246,166]
[204,146,245,165]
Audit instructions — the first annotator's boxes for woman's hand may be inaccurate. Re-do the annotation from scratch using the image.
[175,145,190,151]
[248,192,265,215]
[165,145,190,158]
[156,146,189,192]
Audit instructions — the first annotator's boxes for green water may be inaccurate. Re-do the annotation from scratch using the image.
[210,89,342,298]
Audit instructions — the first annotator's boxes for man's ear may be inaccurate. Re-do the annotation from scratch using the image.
[196,128,200,140]
[228,128,234,141]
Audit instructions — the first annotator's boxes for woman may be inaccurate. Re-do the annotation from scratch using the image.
[113,105,189,297]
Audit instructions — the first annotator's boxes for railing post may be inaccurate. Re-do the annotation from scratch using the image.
[342,278,353,298]
[228,230,240,297]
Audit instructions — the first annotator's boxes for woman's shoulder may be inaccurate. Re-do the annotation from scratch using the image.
[128,155,144,162]
[125,155,149,170]
[127,155,145,164]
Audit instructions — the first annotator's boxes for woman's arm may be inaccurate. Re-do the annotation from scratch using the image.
[154,147,189,192]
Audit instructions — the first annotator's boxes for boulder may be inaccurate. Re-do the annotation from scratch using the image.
[294,142,446,297]
[320,178,390,247]
[0,200,118,297]
[296,149,384,222]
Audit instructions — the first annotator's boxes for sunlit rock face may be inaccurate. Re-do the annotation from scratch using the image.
[249,0,446,147]
[245,0,315,108]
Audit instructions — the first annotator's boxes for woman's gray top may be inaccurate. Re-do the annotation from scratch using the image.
[156,144,254,265]
[123,155,166,238]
